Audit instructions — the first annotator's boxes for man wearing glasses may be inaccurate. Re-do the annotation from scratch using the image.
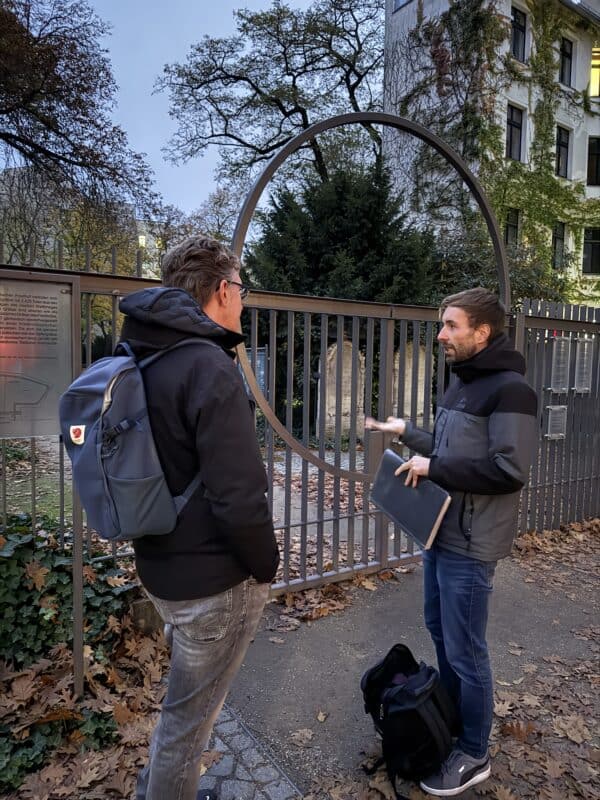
[118,235,279,800]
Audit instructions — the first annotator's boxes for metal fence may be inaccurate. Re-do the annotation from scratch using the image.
[1,267,599,582]
[518,299,600,533]
[1,268,599,581]
[2,264,599,695]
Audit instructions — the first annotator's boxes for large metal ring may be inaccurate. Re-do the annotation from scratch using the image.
[231,111,510,481]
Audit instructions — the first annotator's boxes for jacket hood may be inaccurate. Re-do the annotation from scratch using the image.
[451,333,526,383]
[119,287,244,351]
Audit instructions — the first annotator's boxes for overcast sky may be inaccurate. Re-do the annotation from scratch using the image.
[90,0,312,214]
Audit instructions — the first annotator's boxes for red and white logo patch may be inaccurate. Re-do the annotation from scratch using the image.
[70,425,86,445]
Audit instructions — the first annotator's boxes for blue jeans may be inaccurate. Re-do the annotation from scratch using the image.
[136,579,270,800]
[422,546,496,760]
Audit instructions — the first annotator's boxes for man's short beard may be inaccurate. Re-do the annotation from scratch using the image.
[444,342,479,363]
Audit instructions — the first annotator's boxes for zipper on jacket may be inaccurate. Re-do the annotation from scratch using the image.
[433,408,450,452]
[465,494,474,548]
[459,492,473,546]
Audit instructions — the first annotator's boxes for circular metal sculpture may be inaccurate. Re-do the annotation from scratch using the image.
[231,111,510,481]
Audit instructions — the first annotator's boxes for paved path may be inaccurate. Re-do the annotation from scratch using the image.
[198,703,302,800]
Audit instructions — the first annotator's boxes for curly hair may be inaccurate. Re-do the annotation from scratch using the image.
[161,236,241,307]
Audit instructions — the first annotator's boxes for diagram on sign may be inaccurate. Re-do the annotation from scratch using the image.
[0,373,50,423]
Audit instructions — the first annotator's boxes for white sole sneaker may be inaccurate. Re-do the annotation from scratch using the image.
[420,760,491,796]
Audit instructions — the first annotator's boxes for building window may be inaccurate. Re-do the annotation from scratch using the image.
[505,208,520,246]
[591,47,600,97]
[559,38,573,86]
[583,229,600,275]
[556,126,569,178]
[552,222,565,269]
[511,7,527,62]
[588,137,600,186]
[506,105,523,161]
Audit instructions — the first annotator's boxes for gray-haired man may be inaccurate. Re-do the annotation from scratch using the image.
[118,236,279,800]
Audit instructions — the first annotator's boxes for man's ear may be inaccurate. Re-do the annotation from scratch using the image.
[475,323,491,345]
[215,278,229,306]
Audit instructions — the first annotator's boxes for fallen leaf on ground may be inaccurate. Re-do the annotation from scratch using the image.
[494,786,520,800]
[354,575,378,591]
[24,559,50,591]
[290,728,315,747]
[199,749,223,776]
[500,719,537,742]
[494,699,513,717]
[113,702,136,726]
[553,714,592,744]
[368,770,396,800]
[267,616,301,632]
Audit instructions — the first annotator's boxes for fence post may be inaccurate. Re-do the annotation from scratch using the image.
[367,429,388,568]
[72,493,84,698]
[378,318,395,420]
[512,308,526,354]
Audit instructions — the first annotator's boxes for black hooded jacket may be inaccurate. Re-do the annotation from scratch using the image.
[118,286,279,600]
[401,334,538,561]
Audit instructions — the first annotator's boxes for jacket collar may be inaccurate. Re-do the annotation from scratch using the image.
[451,333,526,383]
[119,286,245,355]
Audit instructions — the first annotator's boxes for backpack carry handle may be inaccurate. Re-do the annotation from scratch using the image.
[115,341,135,358]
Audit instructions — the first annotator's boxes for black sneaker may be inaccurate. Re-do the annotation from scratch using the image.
[419,748,491,796]
[196,791,217,800]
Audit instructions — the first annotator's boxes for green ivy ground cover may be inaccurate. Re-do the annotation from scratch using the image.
[0,514,137,792]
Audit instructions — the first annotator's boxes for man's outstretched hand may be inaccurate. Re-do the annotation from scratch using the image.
[364,416,407,437]
[364,417,429,485]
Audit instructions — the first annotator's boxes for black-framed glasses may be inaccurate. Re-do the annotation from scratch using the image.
[225,279,250,300]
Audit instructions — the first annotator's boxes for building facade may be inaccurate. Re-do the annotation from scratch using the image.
[385,0,600,302]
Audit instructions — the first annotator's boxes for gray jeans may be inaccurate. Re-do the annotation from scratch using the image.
[136,579,269,800]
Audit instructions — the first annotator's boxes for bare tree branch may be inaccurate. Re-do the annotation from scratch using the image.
[0,0,156,212]
[156,0,384,186]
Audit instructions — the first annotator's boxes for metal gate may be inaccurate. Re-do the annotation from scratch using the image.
[1,264,599,698]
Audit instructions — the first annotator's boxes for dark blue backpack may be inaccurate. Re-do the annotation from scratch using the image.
[361,644,458,797]
[59,338,216,541]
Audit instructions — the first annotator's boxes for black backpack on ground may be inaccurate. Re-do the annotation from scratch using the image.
[360,643,458,798]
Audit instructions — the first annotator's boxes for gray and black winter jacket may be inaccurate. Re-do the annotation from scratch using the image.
[401,334,538,562]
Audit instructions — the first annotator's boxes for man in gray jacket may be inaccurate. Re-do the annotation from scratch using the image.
[366,287,537,797]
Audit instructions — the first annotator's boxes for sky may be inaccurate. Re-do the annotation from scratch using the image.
[90,0,312,215]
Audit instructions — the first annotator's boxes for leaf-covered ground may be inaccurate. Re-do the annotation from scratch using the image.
[1,519,598,799]
[302,519,600,800]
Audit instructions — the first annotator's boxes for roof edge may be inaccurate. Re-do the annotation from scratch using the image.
[558,0,600,27]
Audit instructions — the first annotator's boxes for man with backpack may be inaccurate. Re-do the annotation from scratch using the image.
[365,288,537,797]
[118,236,279,800]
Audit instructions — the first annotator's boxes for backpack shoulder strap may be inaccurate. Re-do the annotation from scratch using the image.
[137,336,223,369]
[432,682,459,734]
[135,337,225,510]
[414,697,452,762]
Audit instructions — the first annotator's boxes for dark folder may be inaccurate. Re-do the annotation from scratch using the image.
[370,449,451,550]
